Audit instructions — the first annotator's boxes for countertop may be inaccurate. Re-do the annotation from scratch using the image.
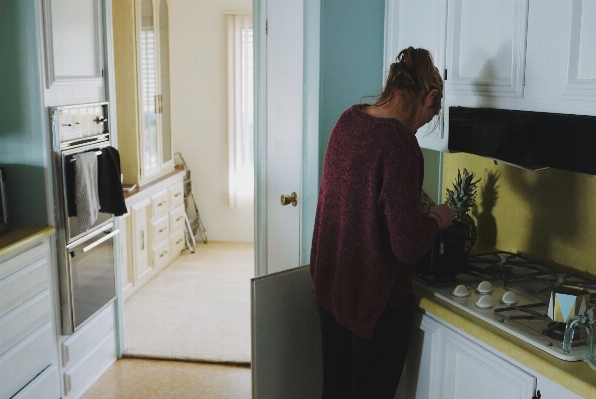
[0,226,56,260]
[413,285,596,398]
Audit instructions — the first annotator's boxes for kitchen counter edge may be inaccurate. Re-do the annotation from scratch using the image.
[412,285,596,398]
[0,226,56,260]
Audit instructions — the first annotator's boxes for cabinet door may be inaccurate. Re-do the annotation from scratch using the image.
[446,0,529,101]
[42,0,106,105]
[396,312,444,399]
[558,0,596,104]
[384,0,448,151]
[131,199,151,282]
[136,0,174,183]
[441,328,536,399]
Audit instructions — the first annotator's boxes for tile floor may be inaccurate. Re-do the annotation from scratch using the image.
[81,358,251,399]
[124,241,254,362]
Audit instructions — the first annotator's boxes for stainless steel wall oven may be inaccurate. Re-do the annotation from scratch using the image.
[50,102,119,334]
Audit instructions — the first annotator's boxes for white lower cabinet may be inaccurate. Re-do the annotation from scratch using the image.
[0,239,59,399]
[397,311,582,399]
[60,303,117,399]
[442,328,536,399]
[122,170,185,301]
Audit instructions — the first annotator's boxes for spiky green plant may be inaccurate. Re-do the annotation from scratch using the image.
[445,168,481,216]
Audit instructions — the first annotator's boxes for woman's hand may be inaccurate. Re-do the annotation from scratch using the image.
[428,204,454,229]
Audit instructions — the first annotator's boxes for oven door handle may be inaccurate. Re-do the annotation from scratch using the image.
[69,229,119,257]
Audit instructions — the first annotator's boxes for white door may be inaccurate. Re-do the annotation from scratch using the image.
[252,0,323,397]
[255,0,304,276]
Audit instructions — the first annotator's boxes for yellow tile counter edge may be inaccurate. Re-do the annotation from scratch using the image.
[0,226,55,259]
[412,286,595,398]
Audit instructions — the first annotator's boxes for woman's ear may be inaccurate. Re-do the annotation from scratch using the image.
[424,89,439,107]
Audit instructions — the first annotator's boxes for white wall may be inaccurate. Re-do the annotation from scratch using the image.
[169,0,253,242]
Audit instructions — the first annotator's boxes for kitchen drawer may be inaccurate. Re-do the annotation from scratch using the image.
[170,228,185,255]
[61,303,115,368]
[13,364,60,399]
[152,239,170,270]
[169,204,185,233]
[0,258,48,317]
[0,289,51,356]
[63,330,116,399]
[151,189,169,218]
[168,181,184,209]
[0,322,54,399]
[151,213,170,245]
[0,241,50,281]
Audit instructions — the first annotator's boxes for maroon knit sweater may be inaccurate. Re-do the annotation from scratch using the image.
[310,105,440,338]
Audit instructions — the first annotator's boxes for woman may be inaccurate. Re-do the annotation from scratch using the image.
[310,47,454,398]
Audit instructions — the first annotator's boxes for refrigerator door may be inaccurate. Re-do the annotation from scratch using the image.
[251,265,322,398]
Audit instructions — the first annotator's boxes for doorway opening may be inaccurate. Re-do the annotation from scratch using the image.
[122,1,255,366]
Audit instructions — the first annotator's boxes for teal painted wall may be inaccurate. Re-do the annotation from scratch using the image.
[319,0,386,174]
[317,0,443,203]
[0,0,49,227]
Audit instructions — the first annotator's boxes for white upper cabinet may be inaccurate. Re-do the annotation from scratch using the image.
[384,0,448,151]
[42,0,106,106]
[446,0,529,103]
[385,0,596,151]
[525,0,596,115]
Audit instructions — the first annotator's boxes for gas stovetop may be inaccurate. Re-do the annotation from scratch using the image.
[414,251,596,361]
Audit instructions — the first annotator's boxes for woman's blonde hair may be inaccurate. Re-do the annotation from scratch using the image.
[371,47,443,126]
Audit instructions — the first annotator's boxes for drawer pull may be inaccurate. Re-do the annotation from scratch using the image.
[176,216,183,222]
[176,239,183,244]
[141,231,145,250]
[159,228,166,233]
[174,193,182,197]
[158,201,167,207]
[160,251,168,258]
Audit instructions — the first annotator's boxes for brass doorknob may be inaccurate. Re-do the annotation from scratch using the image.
[281,192,298,206]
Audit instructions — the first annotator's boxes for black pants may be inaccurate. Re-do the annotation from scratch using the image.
[318,296,413,399]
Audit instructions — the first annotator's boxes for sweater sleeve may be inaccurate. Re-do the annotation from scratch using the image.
[379,134,440,265]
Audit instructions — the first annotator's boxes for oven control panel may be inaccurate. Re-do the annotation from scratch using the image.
[50,102,109,146]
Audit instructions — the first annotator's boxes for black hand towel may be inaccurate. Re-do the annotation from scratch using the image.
[98,146,128,216]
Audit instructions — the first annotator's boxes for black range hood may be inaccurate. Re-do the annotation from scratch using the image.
[448,107,596,175]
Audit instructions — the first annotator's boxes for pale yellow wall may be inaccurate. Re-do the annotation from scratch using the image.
[168,0,253,242]
[112,0,140,186]
[443,152,596,275]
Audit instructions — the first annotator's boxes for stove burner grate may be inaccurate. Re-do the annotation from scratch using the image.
[494,303,586,348]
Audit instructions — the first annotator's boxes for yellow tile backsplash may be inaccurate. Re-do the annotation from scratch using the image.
[443,152,596,276]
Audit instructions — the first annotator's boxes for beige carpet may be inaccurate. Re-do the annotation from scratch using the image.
[124,242,254,363]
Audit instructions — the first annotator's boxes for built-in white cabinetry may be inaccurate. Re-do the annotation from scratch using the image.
[384,0,596,151]
[384,0,448,151]
[122,170,185,301]
[446,0,529,101]
[60,303,117,399]
[131,198,152,287]
[397,311,583,399]
[113,0,174,188]
[442,328,536,399]
[0,239,60,399]
[41,0,107,106]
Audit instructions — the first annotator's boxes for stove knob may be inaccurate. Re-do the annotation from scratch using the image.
[501,291,518,305]
[452,284,470,298]
[477,280,493,294]
[476,294,495,309]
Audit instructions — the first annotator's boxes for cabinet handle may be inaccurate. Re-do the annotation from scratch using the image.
[159,228,166,233]
[158,201,166,207]
[176,216,183,222]
[64,374,72,395]
[63,345,70,366]
[141,231,145,250]
[160,251,168,258]
[176,239,182,244]
[174,193,181,197]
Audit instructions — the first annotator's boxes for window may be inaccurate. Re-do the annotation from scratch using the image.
[227,14,254,209]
